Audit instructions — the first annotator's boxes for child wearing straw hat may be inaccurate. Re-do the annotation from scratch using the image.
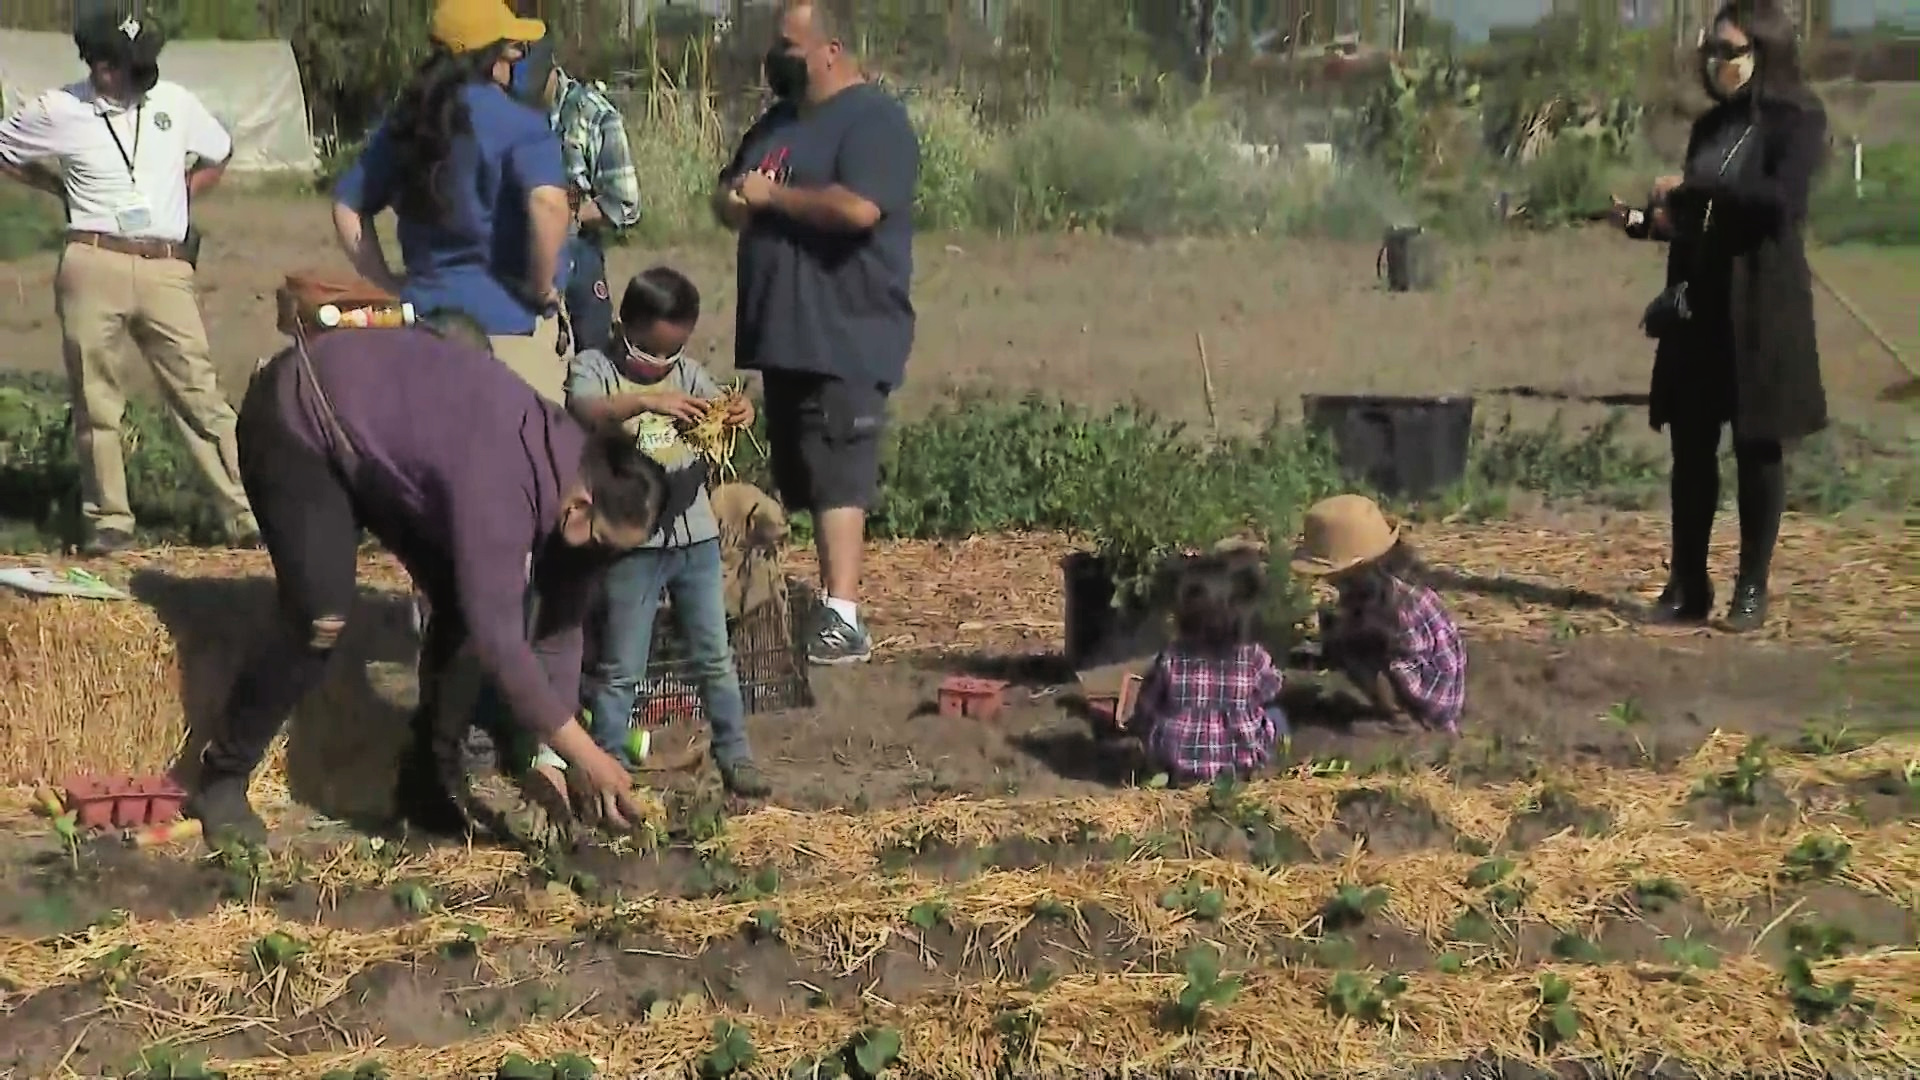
[1292,495,1467,733]
[1124,552,1287,787]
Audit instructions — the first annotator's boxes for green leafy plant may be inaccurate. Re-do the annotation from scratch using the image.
[1786,920,1858,962]
[1158,877,1228,921]
[208,838,268,901]
[1324,970,1407,1024]
[1695,739,1772,806]
[1319,884,1390,931]
[1164,943,1242,1031]
[906,900,949,932]
[1794,722,1864,756]
[93,943,140,993]
[50,809,81,872]
[440,922,489,960]
[390,881,435,916]
[1029,897,1075,921]
[1630,877,1685,912]
[126,1043,225,1080]
[845,1027,903,1079]
[249,931,308,972]
[1464,857,1515,889]
[1781,834,1852,882]
[495,1052,596,1080]
[1550,932,1604,964]
[1660,934,1721,971]
[1436,951,1467,974]
[699,1019,757,1078]
[1531,973,1580,1051]
[749,907,783,940]
[1783,956,1860,1024]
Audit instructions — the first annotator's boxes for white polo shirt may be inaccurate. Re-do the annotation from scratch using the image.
[0,79,231,243]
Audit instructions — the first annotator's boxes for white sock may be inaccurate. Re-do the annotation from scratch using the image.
[825,596,859,629]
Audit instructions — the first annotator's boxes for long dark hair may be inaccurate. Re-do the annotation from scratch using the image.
[1173,552,1265,659]
[386,42,510,224]
[1710,0,1809,105]
[1326,541,1429,667]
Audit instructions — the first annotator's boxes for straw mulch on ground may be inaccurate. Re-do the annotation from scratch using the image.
[183,950,1920,1079]
[0,512,1908,785]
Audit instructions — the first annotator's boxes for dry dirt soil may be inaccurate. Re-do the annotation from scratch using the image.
[0,193,1913,444]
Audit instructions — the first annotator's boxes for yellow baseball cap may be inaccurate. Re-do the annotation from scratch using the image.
[430,0,545,54]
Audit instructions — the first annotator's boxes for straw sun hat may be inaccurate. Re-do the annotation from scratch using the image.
[1289,494,1399,576]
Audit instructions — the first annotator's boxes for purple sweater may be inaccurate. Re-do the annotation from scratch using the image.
[270,327,591,738]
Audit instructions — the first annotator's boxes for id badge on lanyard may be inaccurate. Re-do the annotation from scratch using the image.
[103,105,151,233]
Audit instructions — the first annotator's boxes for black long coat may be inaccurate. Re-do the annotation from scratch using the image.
[1635,91,1829,443]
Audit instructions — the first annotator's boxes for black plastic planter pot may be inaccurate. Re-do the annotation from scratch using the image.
[1302,393,1476,500]
[1377,225,1441,292]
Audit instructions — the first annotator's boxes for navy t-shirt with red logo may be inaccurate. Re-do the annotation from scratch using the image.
[719,82,919,389]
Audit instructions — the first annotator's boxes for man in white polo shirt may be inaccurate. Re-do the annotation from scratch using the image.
[0,13,255,555]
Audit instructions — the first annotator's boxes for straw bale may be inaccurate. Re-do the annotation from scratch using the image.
[204,952,1920,1079]
[0,550,424,820]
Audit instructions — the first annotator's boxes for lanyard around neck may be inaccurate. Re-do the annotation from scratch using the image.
[101,104,143,179]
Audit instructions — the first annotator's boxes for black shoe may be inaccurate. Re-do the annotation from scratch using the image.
[1646,578,1712,625]
[1722,581,1768,633]
[719,759,771,798]
[80,528,136,557]
[392,745,475,838]
[187,772,268,848]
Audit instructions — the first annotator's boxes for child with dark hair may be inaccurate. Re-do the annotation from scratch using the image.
[1127,552,1287,786]
[1291,495,1466,732]
[564,266,770,797]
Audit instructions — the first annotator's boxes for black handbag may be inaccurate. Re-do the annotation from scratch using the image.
[1641,125,1752,341]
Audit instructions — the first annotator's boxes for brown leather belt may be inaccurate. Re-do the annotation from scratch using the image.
[67,230,187,262]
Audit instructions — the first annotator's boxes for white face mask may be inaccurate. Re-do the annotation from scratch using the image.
[1706,52,1755,95]
[623,340,681,370]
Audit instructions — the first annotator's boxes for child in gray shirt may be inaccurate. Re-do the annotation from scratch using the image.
[566,267,768,797]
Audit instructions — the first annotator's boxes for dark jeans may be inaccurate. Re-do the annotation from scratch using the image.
[203,363,465,819]
[1667,421,1785,588]
[563,234,612,357]
[584,540,750,768]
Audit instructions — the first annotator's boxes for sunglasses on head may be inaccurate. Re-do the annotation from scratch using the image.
[1698,38,1753,61]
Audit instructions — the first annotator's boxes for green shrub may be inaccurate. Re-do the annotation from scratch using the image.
[0,186,63,263]
[1812,141,1919,247]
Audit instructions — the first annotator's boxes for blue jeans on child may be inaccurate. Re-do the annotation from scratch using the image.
[585,539,751,769]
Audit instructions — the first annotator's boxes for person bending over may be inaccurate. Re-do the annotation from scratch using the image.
[187,323,665,846]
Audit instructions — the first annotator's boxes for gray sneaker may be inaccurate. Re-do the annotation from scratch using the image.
[808,607,872,666]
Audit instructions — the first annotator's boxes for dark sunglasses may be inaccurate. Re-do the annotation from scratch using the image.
[1699,39,1753,61]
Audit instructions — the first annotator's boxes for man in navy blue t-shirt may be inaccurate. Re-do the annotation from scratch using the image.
[715,0,920,666]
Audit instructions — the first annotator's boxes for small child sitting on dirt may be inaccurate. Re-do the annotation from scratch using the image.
[1291,494,1466,733]
[564,267,770,798]
[1126,552,1287,786]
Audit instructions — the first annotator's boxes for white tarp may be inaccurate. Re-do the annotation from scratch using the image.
[0,29,317,175]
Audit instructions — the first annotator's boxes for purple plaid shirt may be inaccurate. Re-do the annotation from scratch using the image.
[1387,580,1467,732]
[1134,644,1284,785]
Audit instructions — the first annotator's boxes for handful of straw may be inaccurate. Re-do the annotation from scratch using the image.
[680,382,762,482]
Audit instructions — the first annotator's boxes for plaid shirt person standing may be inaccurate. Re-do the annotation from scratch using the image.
[1133,645,1285,786]
[512,39,639,356]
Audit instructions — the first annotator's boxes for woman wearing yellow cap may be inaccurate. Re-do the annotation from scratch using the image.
[330,0,572,402]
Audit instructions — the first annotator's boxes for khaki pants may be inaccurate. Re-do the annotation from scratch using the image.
[490,315,567,404]
[55,242,252,537]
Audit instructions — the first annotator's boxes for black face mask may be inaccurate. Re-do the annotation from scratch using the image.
[764,48,808,100]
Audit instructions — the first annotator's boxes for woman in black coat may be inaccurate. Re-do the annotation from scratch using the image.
[1610,0,1826,633]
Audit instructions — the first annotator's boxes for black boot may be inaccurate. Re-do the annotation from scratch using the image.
[1647,575,1713,625]
[1723,579,1768,633]
[1724,439,1785,636]
[187,767,269,848]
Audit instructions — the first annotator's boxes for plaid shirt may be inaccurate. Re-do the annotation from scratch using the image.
[1134,644,1284,785]
[550,72,640,231]
[1386,580,1467,732]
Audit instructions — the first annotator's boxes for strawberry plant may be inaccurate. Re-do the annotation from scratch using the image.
[1694,739,1772,806]
[845,1027,903,1079]
[1786,919,1857,961]
[50,809,80,872]
[390,881,435,916]
[1781,834,1852,882]
[1530,973,1580,1051]
[1630,877,1684,912]
[1163,943,1242,1031]
[1794,722,1863,756]
[906,900,949,931]
[1550,932,1604,964]
[249,930,307,972]
[495,1053,595,1080]
[1464,857,1514,889]
[1319,884,1389,931]
[699,1019,757,1078]
[93,943,140,993]
[749,907,783,941]
[1783,956,1861,1024]
[126,1043,225,1080]
[439,922,488,960]
[1323,970,1407,1024]
[1158,877,1227,921]
[1660,934,1721,971]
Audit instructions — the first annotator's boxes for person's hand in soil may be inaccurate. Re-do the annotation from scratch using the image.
[548,721,649,833]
